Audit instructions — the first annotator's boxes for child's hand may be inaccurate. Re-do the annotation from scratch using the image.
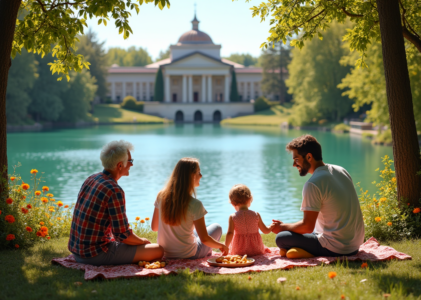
[220,244,229,255]
[268,223,275,231]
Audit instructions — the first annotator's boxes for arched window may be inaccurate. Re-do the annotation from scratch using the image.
[213,110,222,122]
[175,111,184,122]
[194,110,203,122]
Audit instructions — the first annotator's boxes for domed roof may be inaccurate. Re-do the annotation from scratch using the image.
[177,14,213,45]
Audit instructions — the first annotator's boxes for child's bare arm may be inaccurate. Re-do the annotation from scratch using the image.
[257,213,273,234]
[225,215,235,249]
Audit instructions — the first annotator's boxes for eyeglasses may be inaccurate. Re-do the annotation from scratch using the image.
[128,159,134,164]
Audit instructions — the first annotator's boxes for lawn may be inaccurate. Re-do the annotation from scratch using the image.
[92,104,168,124]
[1,234,420,300]
[221,106,290,126]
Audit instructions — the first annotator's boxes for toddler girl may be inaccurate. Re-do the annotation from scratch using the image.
[225,184,272,256]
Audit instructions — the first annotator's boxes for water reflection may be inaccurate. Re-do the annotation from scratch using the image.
[7,124,393,231]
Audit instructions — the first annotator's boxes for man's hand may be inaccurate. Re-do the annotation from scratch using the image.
[271,220,283,234]
[138,238,151,245]
[220,244,229,255]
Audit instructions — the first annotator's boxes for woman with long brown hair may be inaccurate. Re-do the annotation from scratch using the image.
[151,158,228,259]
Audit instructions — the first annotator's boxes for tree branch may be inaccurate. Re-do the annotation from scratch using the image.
[402,26,421,52]
[340,7,364,18]
[292,7,326,30]
[35,0,47,12]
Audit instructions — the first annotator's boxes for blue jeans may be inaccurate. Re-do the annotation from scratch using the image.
[275,231,359,257]
[188,223,222,259]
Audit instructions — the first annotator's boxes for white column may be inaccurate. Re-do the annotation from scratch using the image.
[139,82,143,101]
[207,75,212,102]
[243,82,247,101]
[201,75,206,102]
[133,82,137,100]
[122,82,126,100]
[188,75,193,103]
[111,82,116,101]
[250,82,255,100]
[165,75,170,102]
[146,82,150,101]
[182,75,187,103]
[224,75,230,102]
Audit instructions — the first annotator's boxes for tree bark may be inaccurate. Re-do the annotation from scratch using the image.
[0,0,22,199]
[376,0,421,205]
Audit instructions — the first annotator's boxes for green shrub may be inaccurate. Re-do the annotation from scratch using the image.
[358,156,421,241]
[254,97,272,112]
[131,217,157,241]
[375,129,392,144]
[333,123,350,131]
[362,132,374,139]
[121,96,144,112]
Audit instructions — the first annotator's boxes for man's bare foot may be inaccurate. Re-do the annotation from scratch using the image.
[279,248,287,257]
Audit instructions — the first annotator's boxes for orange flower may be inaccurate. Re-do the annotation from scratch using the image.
[295,286,300,290]
[361,262,368,268]
[64,205,69,208]
[135,217,140,221]
[380,197,387,202]
[35,191,41,196]
[375,217,381,222]
[36,231,42,237]
[39,221,44,225]
[341,295,345,299]
[21,195,26,200]
[47,236,50,240]
[57,201,63,207]
[42,186,49,192]
[6,234,15,241]
[40,226,48,233]
[413,208,421,214]
[50,198,55,202]
[57,217,62,221]
[10,176,16,181]
[328,271,337,279]
[27,204,32,209]
[391,177,396,183]
[141,219,145,223]
[21,207,29,214]
[5,215,15,223]
[41,197,48,203]
[6,198,13,204]
[26,226,33,232]
[21,183,30,190]
[387,222,392,226]
[407,203,410,206]
[15,244,19,248]
[46,193,53,197]
[30,169,38,174]
[49,208,55,212]
[145,217,150,221]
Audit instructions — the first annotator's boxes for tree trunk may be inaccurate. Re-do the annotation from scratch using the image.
[376,0,421,205]
[0,0,22,199]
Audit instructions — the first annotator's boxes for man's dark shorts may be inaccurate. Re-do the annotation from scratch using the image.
[276,231,359,257]
[72,242,137,266]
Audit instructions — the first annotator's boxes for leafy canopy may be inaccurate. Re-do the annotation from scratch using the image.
[250,0,421,66]
[13,0,170,81]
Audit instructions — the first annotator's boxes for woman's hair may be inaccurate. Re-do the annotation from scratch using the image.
[159,158,200,226]
[100,140,134,170]
[229,184,252,206]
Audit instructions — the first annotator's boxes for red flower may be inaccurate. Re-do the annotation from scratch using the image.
[21,183,30,190]
[40,226,48,233]
[27,204,32,209]
[5,215,15,223]
[6,198,13,204]
[0,210,2,215]
[6,234,15,241]
[21,207,29,214]
[36,231,43,237]
[47,236,51,240]
[413,208,421,214]
[15,244,19,248]
[26,226,33,232]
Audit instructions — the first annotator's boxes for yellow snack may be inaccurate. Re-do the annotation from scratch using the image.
[160,262,166,268]
[216,256,224,263]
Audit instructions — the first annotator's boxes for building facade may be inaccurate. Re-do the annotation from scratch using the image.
[107,15,266,122]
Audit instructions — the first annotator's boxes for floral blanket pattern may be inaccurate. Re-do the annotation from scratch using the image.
[51,237,411,280]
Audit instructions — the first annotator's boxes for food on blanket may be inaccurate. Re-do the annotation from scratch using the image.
[214,255,251,264]
[138,261,166,269]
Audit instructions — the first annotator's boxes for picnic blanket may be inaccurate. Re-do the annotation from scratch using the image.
[51,237,411,280]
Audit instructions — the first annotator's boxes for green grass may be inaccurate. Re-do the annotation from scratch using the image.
[221,106,290,126]
[92,104,168,124]
[1,234,420,300]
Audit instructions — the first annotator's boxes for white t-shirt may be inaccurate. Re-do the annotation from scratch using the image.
[301,164,365,254]
[154,196,207,258]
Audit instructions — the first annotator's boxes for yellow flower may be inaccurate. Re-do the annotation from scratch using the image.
[35,190,41,196]
[49,208,55,212]
[387,222,392,226]
[46,193,54,197]
[57,201,63,207]
[42,186,49,192]
[45,213,50,218]
[10,176,16,181]
[41,197,48,203]
[380,197,387,202]
[30,169,38,174]
[135,217,140,221]
[375,217,381,222]
[21,183,30,190]
[57,217,62,221]
[50,198,55,202]
[392,178,396,183]
[40,221,44,225]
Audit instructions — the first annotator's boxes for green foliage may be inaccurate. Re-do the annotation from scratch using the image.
[156,47,170,62]
[254,96,272,112]
[223,53,259,67]
[121,96,144,112]
[333,123,350,131]
[374,130,393,145]
[286,22,353,126]
[154,68,164,102]
[229,70,239,102]
[107,46,153,66]
[339,41,421,131]
[251,0,421,66]
[6,50,37,125]
[131,218,157,241]
[358,156,421,241]
[77,31,108,100]
[13,0,170,80]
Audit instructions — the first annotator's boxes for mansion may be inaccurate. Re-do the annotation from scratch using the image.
[107,15,280,122]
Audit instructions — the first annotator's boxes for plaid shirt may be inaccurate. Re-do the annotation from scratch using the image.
[68,170,132,258]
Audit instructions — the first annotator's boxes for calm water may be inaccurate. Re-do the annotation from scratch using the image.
[7,124,393,231]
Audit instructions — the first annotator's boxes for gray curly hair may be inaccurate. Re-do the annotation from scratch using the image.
[100,140,134,170]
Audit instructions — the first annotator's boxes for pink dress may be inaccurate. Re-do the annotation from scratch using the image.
[229,210,271,256]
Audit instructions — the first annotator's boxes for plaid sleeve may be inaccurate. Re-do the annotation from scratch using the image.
[107,186,132,242]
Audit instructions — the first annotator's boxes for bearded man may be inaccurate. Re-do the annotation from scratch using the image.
[271,135,364,259]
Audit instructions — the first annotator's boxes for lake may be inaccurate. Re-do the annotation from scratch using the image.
[7,124,393,231]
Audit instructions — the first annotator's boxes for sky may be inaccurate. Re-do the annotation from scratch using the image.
[86,0,272,60]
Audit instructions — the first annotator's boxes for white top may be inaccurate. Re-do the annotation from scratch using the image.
[301,164,365,254]
[154,196,207,258]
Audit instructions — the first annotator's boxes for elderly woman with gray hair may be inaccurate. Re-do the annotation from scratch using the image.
[68,140,163,265]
